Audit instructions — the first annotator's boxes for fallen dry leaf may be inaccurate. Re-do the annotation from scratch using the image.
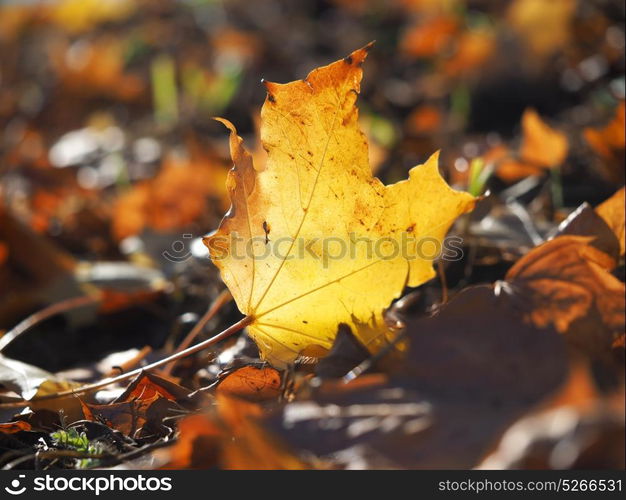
[405,105,443,135]
[585,102,625,159]
[496,109,569,182]
[506,235,625,363]
[519,109,569,168]
[216,365,282,402]
[113,372,191,404]
[160,413,222,469]
[80,373,190,437]
[204,45,475,366]
[218,394,310,470]
[552,202,620,263]
[161,393,308,470]
[113,153,227,240]
[443,28,496,77]
[0,354,84,421]
[0,421,31,434]
[80,395,166,437]
[542,360,602,412]
[400,16,459,58]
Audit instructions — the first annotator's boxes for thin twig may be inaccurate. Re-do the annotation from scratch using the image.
[0,295,100,353]
[0,315,253,408]
[105,346,152,377]
[163,289,232,375]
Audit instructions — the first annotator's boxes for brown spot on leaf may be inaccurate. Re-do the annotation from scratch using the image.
[263,220,271,244]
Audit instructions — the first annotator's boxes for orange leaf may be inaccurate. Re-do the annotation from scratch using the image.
[0,421,32,434]
[81,395,162,435]
[400,16,459,58]
[113,154,227,240]
[543,360,600,412]
[216,366,282,402]
[519,109,568,169]
[161,414,223,469]
[115,373,190,404]
[406,105,443,135]
[506,235,625,361]
[443,29,495,77]
[161,394,308,469]
[496,109,568,182]
[584,101,625,164]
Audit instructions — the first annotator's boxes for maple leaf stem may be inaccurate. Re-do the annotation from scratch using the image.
[0,315,254,408]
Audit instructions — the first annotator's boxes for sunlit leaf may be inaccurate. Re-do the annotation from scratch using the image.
[205,45,475,366]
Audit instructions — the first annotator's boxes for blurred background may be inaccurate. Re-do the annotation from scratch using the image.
[0,0,624,368]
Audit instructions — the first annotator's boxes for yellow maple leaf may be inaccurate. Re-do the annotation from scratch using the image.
[204,45,475,366]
